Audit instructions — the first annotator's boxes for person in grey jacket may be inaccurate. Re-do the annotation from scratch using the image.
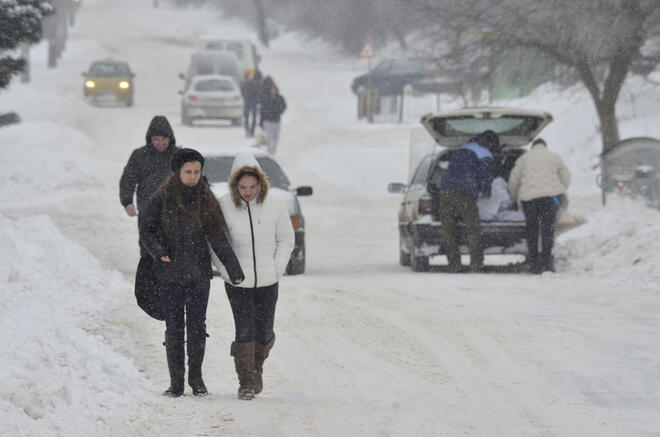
[508,138,571,273]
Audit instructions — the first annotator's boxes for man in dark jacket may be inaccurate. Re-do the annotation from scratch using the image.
[119,115,180,255]
[240,70,262,138]
[259,76,286,155]
[436,130,498,272]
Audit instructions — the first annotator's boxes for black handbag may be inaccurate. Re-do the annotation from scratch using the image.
[134,255,165,321]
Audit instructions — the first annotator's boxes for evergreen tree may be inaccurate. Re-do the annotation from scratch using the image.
[0,0,53,89]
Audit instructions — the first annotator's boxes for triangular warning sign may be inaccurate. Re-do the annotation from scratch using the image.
[358,40,375,59]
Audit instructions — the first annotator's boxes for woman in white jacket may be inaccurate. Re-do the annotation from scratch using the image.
[219,152,294,400]
[508,138,571,274]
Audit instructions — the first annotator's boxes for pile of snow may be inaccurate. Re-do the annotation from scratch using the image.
[0,214,151,435]
[557,196,660,286]
[0,122,99,207]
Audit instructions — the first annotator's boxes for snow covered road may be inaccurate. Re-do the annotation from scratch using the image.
[2,1,660,436]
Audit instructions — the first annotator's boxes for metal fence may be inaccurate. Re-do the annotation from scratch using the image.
[357,89,455,124]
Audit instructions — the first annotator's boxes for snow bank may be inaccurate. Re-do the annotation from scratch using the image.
[0,122,99,207]
[556,195,660,287]
[0,214,150,436]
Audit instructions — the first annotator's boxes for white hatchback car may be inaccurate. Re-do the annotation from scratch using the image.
[180,74,243,126]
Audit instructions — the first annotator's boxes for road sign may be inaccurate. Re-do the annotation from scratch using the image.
[358,40,375,59]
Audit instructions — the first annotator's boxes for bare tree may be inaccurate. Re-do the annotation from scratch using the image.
[409,0,660,153]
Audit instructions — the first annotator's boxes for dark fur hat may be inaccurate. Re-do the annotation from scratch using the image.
[171,148,205,172]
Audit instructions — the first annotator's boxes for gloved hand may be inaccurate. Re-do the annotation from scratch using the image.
[481,187,492,199]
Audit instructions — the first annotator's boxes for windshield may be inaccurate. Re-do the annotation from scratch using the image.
[432,115,544,137]
[204,156,291,190]
[194,78,236,92]
[89,63,130,76]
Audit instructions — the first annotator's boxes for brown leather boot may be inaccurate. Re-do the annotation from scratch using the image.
[231,341,257,400]
[254,333,275,395]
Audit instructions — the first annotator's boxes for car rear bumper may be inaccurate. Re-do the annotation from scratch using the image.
[185,105,243,119]
[405,220,528,256]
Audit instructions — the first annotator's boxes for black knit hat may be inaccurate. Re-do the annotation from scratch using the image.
[475,130,500,152]
[171,148,205,172]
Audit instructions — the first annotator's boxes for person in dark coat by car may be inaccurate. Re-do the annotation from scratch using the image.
[140,148,245,398]
[240,70,262,138]
[436,130,498,273]
[259,76,287,155]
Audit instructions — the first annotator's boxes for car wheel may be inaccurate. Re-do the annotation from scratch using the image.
[411,243,430,272]
[286,245,305,275]
[126,97,134,107]
[399,235,411,266]
[232,117,242,127]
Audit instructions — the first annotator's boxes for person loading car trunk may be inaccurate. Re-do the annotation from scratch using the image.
[435,130,499,273]
[508,138,571,274]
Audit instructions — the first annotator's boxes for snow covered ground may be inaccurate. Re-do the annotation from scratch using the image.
[1,0,660,435]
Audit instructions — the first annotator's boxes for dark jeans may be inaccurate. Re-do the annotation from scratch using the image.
[522,197,558,268]
[225,282,278,345]
[436,188,483,270]
[157,279,210,342]
[244,105,258,136]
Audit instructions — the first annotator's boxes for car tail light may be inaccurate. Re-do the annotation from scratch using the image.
[188,95,197,101]
[233,95,241,101]
[290,215,301,229]
[418,195,432,215]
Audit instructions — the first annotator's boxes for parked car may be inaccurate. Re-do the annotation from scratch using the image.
[200,38,260,78]
[351,58,451,96]
[388,107,553,271]
[180,74,243,126]
[82,59,135,106]
[179,50,243,92]
[200,147,313,275]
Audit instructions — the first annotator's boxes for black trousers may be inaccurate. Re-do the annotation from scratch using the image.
[157,279,210,342]
[244,105,258,136]
[225,282,278,345]
[521,197,558,266]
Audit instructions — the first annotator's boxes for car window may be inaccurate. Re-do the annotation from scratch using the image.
[204,157,234,183]
[371,60,392,74]
[194,78,236,92]
[256,157,291,189]
[89,63,130,76]
[226,43,244,59]
[410,155,434,186]
[433,115,544,138]
[203,156,291,190]
[390,59,422,74]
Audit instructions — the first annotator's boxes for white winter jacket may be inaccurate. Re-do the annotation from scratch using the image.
[218,154,294,288]
[508,144,571,202]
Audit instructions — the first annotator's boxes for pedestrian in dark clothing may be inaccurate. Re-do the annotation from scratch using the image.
[259,76,286,155]
[140,148,245,398]
[217,152,294,400]
[508,138,571,274]
[240,70,262,137]
[436,130,498,272]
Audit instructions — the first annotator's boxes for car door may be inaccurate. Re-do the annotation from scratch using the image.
[401,154,434,224]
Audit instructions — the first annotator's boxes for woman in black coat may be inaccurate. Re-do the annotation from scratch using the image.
[140,148,244,398]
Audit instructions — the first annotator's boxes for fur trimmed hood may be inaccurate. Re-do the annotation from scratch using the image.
[228,164,270,208]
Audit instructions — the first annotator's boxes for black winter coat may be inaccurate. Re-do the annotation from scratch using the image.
[139,185,244,284]
[260,94,286,124]
[119,116,179,213]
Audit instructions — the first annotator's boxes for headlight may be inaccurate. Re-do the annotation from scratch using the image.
[118,81,130,89]
[85,80,95,88]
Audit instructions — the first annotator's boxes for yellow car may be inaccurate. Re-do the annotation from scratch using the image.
[82,60,135,106]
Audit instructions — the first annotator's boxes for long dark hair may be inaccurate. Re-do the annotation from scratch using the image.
[156,172,226,233]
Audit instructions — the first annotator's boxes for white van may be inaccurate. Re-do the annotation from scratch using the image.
[200,38,260,77]
[179,50,242,91]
